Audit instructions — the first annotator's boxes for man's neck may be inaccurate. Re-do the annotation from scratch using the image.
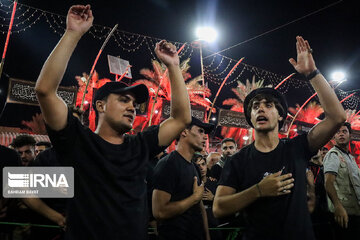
[176,142,196,162]
[95,121,126,145]
[254,129,280,153]
[335,144,349,153]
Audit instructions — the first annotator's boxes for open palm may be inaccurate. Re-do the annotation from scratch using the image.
[289,36,317,76]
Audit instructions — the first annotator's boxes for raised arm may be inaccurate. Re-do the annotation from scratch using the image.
[35,5,93,131]
[154,41,192,146]
[289,36,346,152]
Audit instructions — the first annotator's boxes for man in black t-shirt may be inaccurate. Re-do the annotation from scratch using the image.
[210,138,237,181]
[0,145,21,238]
[35,5,191,240]
[213,36,347,240]
[152,117,214,240]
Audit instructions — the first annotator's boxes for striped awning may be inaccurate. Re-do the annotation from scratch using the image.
[0,132,50,147]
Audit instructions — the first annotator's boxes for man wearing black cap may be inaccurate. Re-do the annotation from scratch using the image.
[35,5,191,240]
[213,36,346,240]
[152,117,214,240]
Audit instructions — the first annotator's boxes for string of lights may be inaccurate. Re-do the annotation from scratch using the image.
[204,59,234,77]
[0,0,358,112]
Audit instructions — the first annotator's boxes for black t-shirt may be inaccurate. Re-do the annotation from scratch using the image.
[210,156,230,181]
[146,152,167,221]
[0,145,21,193]
[30,148,67,214]
[219,134,315,240]
[32,147,60,166]
[210,164,222,181]
[308,161,328,221]
[46,110,163,240]
[153,151,204,240]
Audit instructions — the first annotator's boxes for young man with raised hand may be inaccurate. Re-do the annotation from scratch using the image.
[35,4,191,240]
[213,36,346,240]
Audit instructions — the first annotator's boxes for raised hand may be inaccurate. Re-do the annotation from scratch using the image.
[66,5,94,36]
[289,36,317,76]
[192,177,205,202]
[155,40,180,67]
[257,171,294,197]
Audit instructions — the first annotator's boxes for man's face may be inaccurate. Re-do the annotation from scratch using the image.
[15,145,35,166]
[334,126,350,147]
[195,159,207,177]
[35,145,47,156]
[250,99,282,132]
[185,125,207,152]
[206,152,221,169]
[221,141,236,158]
[99,93,138,133]
[319,147,328,159]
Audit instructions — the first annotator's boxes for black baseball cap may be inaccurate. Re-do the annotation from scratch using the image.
[243,88,288,128]
[190,117,215,134]
[92,82,149,110]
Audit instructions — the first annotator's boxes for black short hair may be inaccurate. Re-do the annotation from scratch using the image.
[343,122,352,134]
[11,135,36,149]
[221,138,236,146]
[69,105,84,118]
[35,141,52,148]
[192,152,205,163]
[246,93,285,126]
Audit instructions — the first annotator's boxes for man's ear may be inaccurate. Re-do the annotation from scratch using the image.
[96,100,106,113]
[279,116,283,121]
[181,129,188,138]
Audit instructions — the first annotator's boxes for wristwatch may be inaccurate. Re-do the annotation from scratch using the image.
[305,69,321,81]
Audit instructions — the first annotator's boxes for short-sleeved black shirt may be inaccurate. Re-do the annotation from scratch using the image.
[153,151,204,240]
[46,110,163,240]
[219,134,315,240]
[210,163,222,181]
[30,148,67,213]
[1,145,20,194]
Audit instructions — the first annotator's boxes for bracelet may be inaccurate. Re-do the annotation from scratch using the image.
[256,183,262,197]
[305,69,321,81]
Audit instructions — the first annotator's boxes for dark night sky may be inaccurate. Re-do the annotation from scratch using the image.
[0,0,359,128]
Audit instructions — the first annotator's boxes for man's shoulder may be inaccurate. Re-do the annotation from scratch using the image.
[231,144,252,160]
[0,145,17,156]
[155,151,176,167]
[0,145,20,166]
[281,133,307,144]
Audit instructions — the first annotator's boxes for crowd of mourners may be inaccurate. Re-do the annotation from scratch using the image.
[1,4,360,240]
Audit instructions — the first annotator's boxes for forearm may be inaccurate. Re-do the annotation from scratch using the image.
[168,65,191,124]
[307,185,316,213]
[325,180,342,207]
[310,74,345,123]
[35,30,82,96]
[23,198,62,222]
[200,201,210,240]
[154,194,198,220]
[213,185,259,218]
